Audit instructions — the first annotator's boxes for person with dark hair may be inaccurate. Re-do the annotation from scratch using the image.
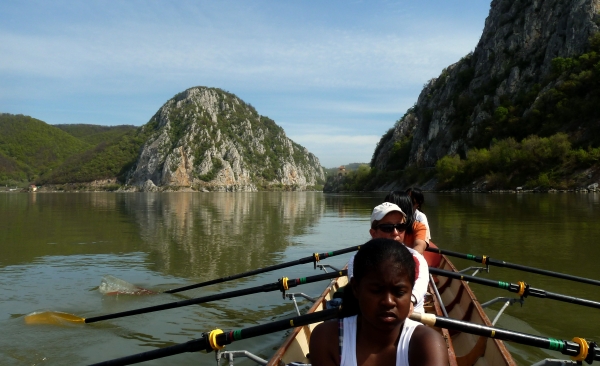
[309,239,448,366]
[347,202,429,313]
[383,191,428,255]
[405,188,431,243]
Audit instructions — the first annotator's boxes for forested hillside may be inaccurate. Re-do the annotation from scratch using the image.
[37,126,152,185]
[55,124,136,146]
[0,114,89,183]
[0,114,147,186]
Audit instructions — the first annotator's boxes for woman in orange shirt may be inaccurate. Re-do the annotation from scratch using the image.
[383,191,428,256]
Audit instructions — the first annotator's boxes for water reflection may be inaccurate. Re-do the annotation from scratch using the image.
[0,193,143,267]
[0,192,327,279]
[121,192,326,280]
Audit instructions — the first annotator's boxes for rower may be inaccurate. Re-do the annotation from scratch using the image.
[383,191,428,256]
[347,202,429,314]
[405,188,431,244]
[310,239,448,366]
[387,190,442,268]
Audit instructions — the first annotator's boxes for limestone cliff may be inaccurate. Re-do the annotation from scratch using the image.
[372,0,600,173]
[126,87,325,191]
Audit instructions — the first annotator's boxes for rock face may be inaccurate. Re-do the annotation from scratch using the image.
[372,0,600,171]
[126,87,325,191]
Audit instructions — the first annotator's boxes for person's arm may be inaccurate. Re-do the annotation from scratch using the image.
[412,221,428,255]
[407,249,429,311]
[309,320,340,366]
[412,240,427,255]
[416,211,431,242]
[408,325,449,366]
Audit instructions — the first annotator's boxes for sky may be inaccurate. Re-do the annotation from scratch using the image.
[0,1,491,168]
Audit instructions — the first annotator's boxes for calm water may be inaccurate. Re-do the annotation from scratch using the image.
[0,192,599,365]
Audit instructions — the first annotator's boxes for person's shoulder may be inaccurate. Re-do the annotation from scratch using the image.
[415,210,429,222]
[309,319,340,366]
[312,318,339,339]
[413,221,427,231]
[411,323,442,342]
[409,324,449,365]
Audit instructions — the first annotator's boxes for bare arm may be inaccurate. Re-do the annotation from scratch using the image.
[412,239,427,256]
[408,325,449,366]
[309,320,340,366]
[407,250,429,311]
[411,222,429,255]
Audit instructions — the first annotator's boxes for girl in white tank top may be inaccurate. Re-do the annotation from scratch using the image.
[308,238,448,366]
[339,316,421,366]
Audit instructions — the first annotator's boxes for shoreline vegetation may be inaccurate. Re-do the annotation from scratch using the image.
[2,186,598,194]
[0,182,325,193]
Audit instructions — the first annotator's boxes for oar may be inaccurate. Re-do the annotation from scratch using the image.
[163,245,359,293]
[410,312,600,363]
[426,246,600,286]
[88,307,340,366]
[25,270,346,325]
[430,267,600,310]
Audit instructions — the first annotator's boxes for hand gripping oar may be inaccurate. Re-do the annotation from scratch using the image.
[429,267,600,310]
[410,312,600,364]
[163,245,359,294]
[88,307,340,366]
[426,246,600,287]
[24,270,347,325]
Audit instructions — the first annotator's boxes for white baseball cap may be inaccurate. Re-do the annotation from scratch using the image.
[370,202,406,224]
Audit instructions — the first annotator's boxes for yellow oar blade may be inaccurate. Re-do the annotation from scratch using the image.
[24,311,85,325]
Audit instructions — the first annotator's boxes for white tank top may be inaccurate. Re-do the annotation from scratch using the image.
[339,315,421,366]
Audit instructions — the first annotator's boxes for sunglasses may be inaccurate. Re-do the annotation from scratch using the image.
[376,223,409,233]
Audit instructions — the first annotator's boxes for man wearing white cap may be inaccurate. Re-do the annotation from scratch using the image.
[348,202,429,313]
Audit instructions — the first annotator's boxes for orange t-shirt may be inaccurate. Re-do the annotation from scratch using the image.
[403,221,428,249]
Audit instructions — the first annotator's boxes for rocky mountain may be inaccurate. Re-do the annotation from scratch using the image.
[126,87,325,191]
[371,0,600,188]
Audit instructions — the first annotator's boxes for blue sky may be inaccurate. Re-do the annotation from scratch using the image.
[0,1,490,168]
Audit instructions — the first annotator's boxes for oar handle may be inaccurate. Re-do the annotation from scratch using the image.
[410,313,600,362]
[165,245,359,293]
[89,308,340,366]
[85,270,346,323]
[429,268,600,310]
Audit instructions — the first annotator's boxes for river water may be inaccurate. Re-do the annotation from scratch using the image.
[1,192,599,365]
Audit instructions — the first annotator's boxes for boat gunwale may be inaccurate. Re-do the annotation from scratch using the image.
[267,275,341,366]
[439,255,517,366]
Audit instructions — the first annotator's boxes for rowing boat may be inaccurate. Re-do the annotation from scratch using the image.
[267,252,517,366]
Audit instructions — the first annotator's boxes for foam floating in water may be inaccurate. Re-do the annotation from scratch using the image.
[98,275,156,295]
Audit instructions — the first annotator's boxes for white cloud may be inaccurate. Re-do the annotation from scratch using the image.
[0,3,479,92]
